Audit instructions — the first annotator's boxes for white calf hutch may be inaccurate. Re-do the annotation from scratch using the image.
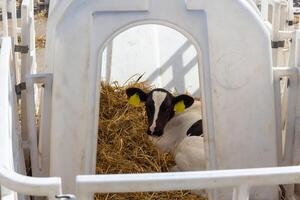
[1,0,300,200]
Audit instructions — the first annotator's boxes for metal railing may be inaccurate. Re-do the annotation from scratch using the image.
[76,166,300,200]
[0,167,62,199]
[0,0,20,43]
[74,68,300,200]
[0,37,61,200]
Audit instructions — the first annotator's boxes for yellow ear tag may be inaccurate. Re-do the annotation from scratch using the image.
[128,93,141,107]
[174,100,186,113]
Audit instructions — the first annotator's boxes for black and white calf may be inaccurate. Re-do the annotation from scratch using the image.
[126,87,206,172]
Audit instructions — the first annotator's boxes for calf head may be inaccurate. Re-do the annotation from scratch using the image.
[126,87,194,137]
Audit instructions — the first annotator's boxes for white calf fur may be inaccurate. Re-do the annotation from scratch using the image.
[149,101,202,153]
[174,136,207,197]
[148,100,206,171]
[174,136,206,171]
[150,91,167,133]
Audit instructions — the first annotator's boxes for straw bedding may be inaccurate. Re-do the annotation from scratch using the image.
[36,35,46,49]
[95,81,205,200]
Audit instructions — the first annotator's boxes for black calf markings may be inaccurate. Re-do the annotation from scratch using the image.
[187,120,203,136]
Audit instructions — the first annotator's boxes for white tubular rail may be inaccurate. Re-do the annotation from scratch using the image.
[76,166,300,200]
[21,0,37,76]
[0,167,62,198]
[7,0,18,43]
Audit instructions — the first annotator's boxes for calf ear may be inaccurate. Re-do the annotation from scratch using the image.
[126,87,148,106]
[173,95,194,112]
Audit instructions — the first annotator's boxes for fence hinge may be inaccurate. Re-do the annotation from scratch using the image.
[272,40,285,48]
[55,194,76,200]
[15,82,26,96]
[14,45,29,54]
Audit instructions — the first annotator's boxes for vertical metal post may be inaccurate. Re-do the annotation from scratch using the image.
[25,67,40,177]
[2,0,9,36]
[261,0,269,21]
[20,0,30,167]
[273,71,283,164]
[272,1,282,67]
[233,185,250,200]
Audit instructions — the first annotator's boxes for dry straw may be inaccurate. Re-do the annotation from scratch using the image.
[95,81,205,200]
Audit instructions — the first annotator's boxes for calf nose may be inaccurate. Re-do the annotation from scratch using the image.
[147,129,163,137]
[152,130,163,137]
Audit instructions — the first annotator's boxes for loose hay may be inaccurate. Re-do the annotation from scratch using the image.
[36,35,46,49]
[96,81,205,200]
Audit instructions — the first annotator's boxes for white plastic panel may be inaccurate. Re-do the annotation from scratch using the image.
[46,1,278,199]
[91,0,149,11]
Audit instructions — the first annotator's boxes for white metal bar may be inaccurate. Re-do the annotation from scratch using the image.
[2,0,9,36]
[281,77,288,144]
[9,37,28,200]
[232,184,250,200]
[76,166,300,197]
[20,0,38,171]
[0,37,17,200]
[26,73,53,177]
[273,67,299,165]
[29,0,37,74]
[0,37,62,200]
[287,0,294,31]
[8,0,18,44]
[0,167,62,198]
[294,117,300,163]
[274,67,299,199]
[282,75,298,166]
[272,0,282,66]
[38,74,52,177]
[295,31,300,67]
[279,1,287,31]
[273,69,284,163]
[274,67,299,77]
[20,0,30,160]
[278,31,293,40]
[261,0,269,21]
[25,69,41,177]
